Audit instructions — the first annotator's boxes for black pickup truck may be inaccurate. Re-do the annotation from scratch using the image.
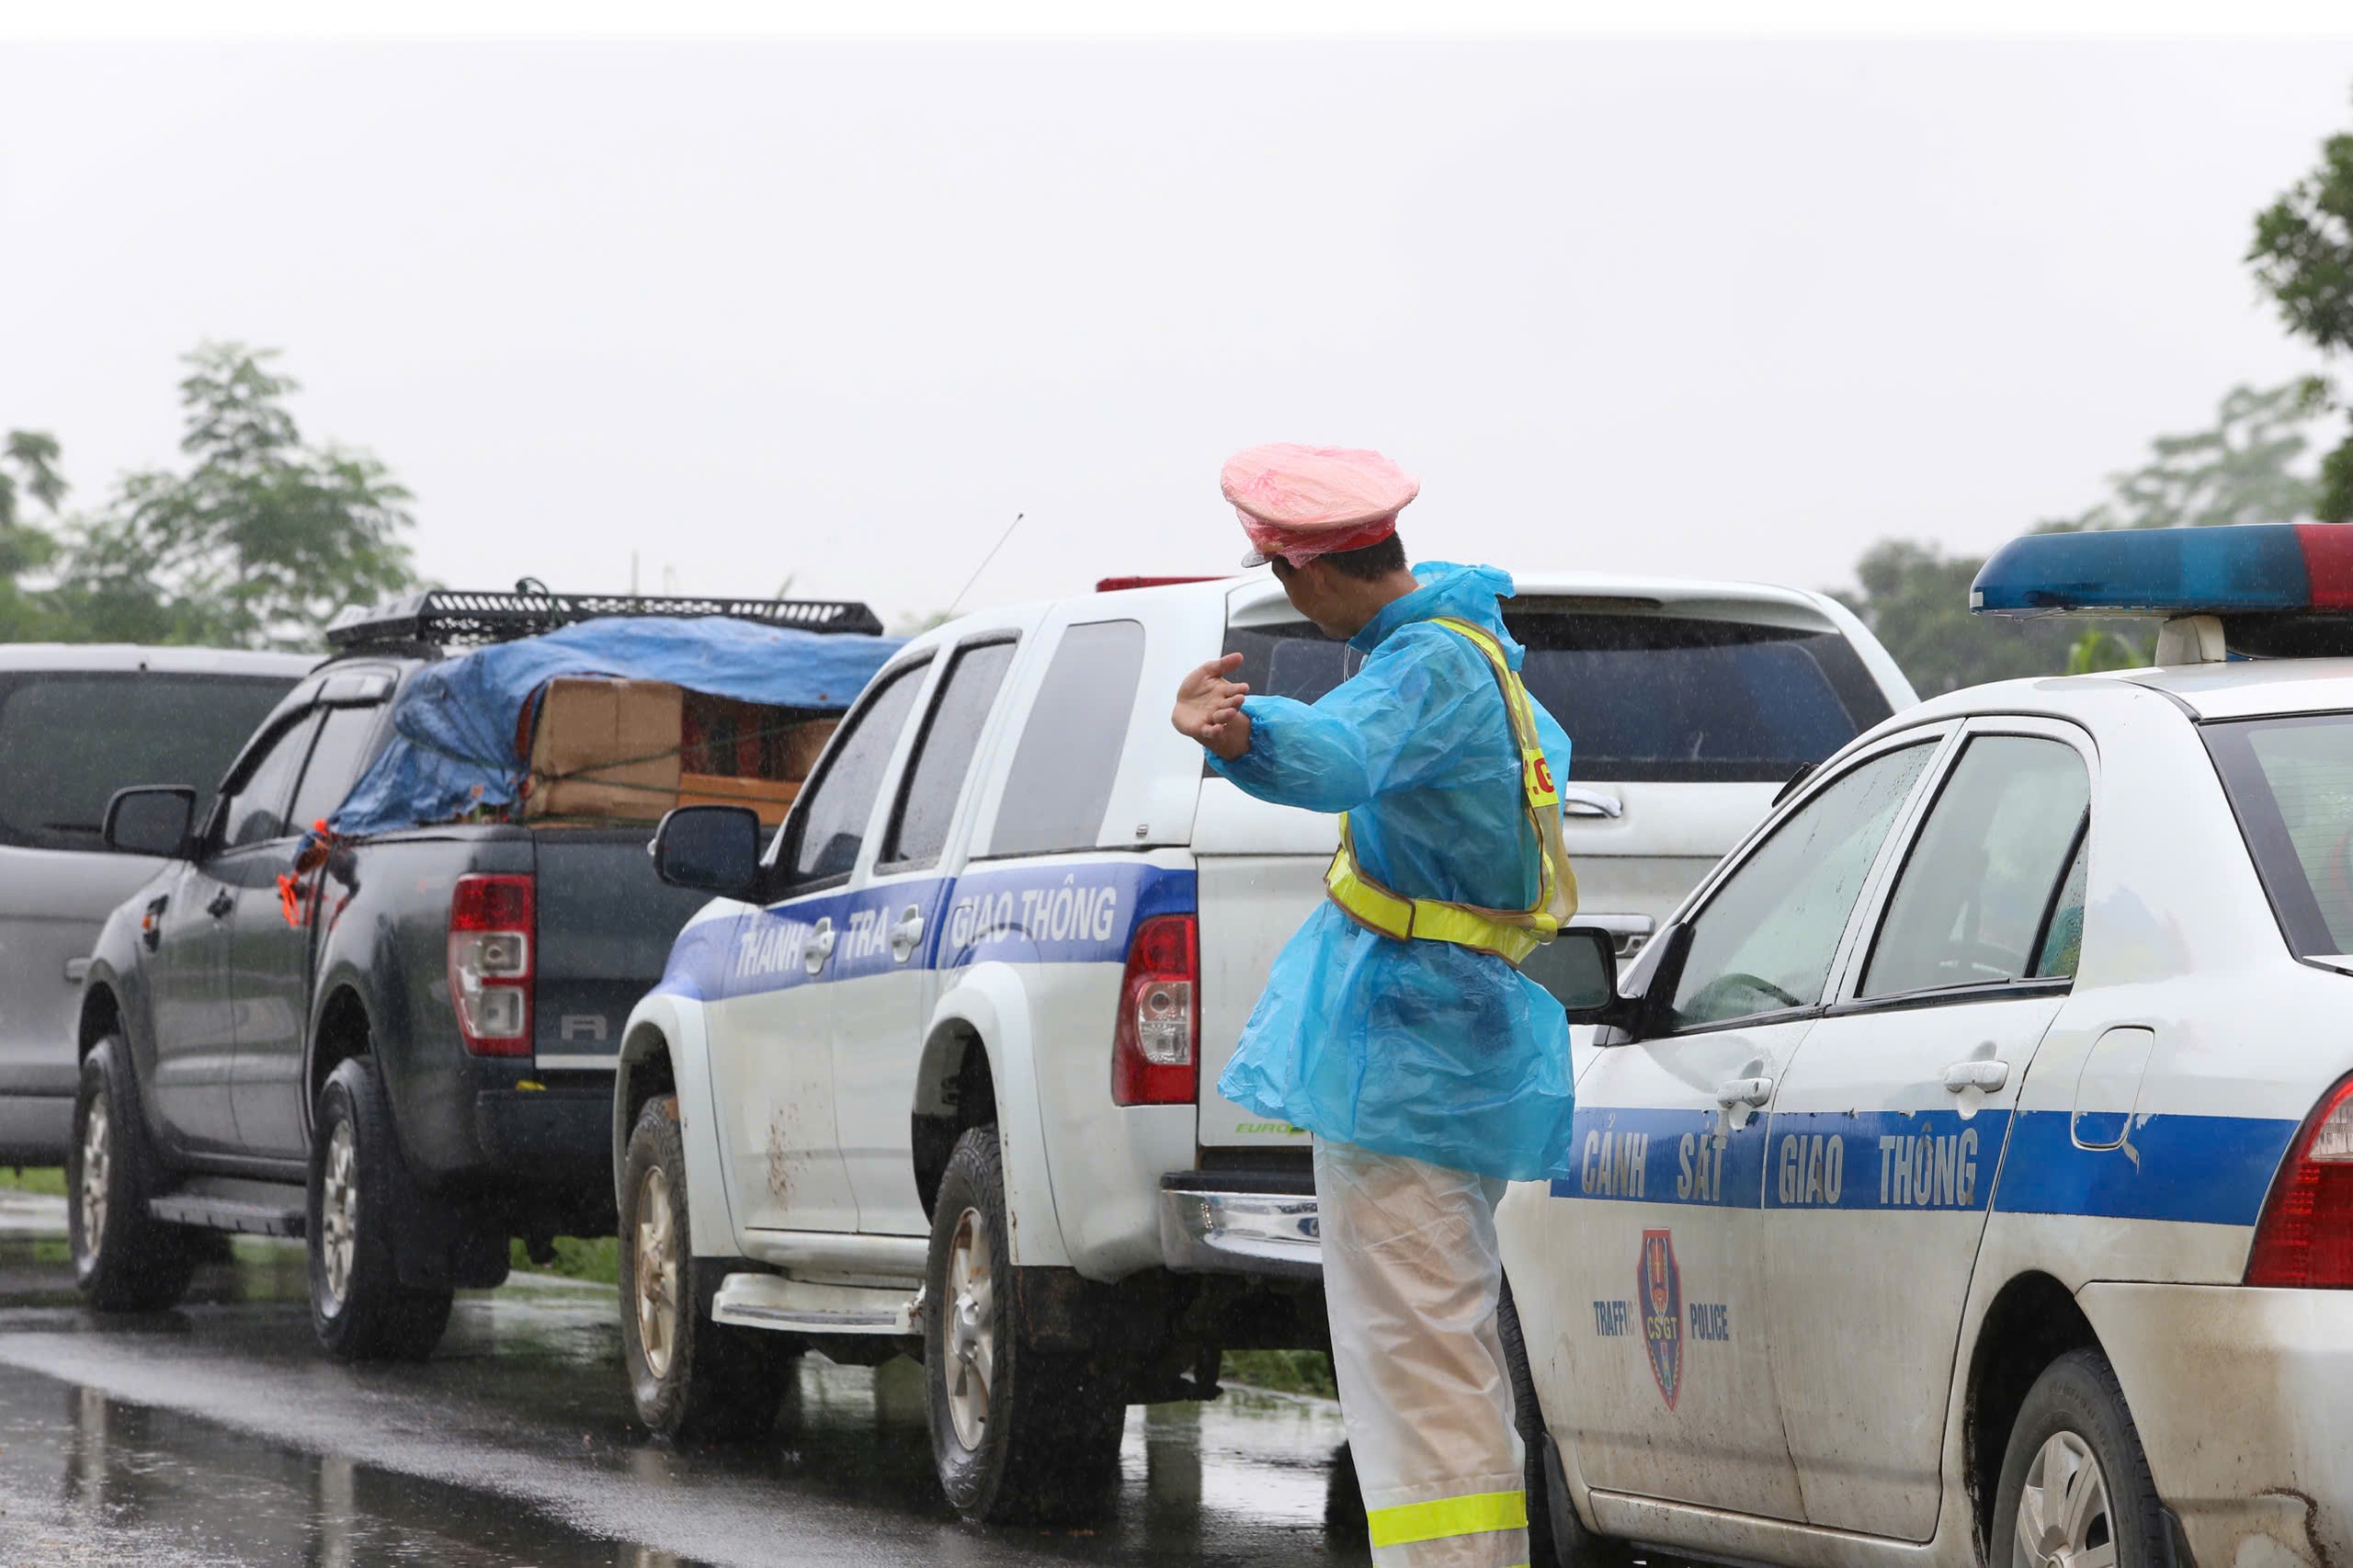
[68,590,886,1360]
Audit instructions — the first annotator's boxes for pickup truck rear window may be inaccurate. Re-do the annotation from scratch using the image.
[0,672,295,852]
[2203,712,2353,957]
[1222,610,1892,783]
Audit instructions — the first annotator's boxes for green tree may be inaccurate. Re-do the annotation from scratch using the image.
[1838,379,2325,694]
[0,430,67,639]
[51,344,419,650]
[2250,97,2353,521]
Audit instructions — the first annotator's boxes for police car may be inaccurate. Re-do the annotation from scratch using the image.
[1502,524,2353,1568]
[604,565,1912,1524]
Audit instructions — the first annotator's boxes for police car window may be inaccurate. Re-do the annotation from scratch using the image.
[2033,833,2088,981]
[1861,736,2090,998]
[0,672,294,852]
[2202,713,2353,956]
[988,619,1145,858]
[1669,741,1934,1030]
[218,712,323,849]
[884,641,1017,869]
[782,661,930,885]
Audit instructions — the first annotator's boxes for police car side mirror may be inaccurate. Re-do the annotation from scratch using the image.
[651,806,765,902]
[1540,926,1632,1025]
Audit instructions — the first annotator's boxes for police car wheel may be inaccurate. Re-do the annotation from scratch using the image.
[306,1058,453,1363]
[923,1125,1124,1526]
[1993,1349,2166,1568]
[620,1095,797,1443]
[1498,1275,1630,1568]
[68,1037,198,1312]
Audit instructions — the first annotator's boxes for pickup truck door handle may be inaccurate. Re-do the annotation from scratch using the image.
[804,917,835,975]
[1943,1059,2010,1094]
[890,906,926,964]
[205,889,235,921]
[1715,1075,1775,1108]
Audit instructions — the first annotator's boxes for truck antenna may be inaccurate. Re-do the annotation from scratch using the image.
[946,512,1024,619]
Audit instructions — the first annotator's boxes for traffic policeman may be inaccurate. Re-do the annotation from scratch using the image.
[1171,442,1578,1568]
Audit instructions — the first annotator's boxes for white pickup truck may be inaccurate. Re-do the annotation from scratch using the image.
[609,567,1915,1524]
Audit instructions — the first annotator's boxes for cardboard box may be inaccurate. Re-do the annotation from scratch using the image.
[676,771,801,826]
[779,717,837,780]
[524,678,683,822]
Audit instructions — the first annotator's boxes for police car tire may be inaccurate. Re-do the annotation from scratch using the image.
[1498,1275,1630,1568]
[924,1125,1125,1526]
[68,1037,198,1312]
[1992,1349,2167,1568]
[619,1096,796,1444]
[307,1058,454,1363]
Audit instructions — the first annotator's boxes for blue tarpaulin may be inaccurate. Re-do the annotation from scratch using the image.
[330,616,904,837]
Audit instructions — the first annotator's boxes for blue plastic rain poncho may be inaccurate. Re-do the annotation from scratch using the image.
[1210,562,1576,1182]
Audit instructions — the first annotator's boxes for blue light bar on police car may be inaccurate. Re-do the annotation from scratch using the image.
[1971,523,2353,618]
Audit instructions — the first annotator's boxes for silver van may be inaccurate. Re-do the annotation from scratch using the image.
[0,645,312,1162]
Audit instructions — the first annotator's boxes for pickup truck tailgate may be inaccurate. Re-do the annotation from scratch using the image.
[531,829,713,1068]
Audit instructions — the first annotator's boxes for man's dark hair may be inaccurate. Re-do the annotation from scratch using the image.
[1317,532,1407,581]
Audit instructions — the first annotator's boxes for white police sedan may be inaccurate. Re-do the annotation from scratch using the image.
[1501,524,2353,1568]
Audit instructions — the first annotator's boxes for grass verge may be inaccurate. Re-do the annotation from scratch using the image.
[0,1166,66,1197]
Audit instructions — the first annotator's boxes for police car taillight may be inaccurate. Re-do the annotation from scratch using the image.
[2245,1073,2353,1290]
[1111,914,1197,1106]
[449,873,535,1057]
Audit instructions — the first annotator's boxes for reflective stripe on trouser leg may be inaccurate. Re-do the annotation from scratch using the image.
[1315,1138,1528,1568]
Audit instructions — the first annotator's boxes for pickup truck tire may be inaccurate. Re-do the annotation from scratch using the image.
[923,1125,1124,1526]
[67,1038,198,1312]
[1499,1275,1629,1568]
[307,1058,453,1363]
[620,1096,795,1443]
[1992,1348,2165,1568]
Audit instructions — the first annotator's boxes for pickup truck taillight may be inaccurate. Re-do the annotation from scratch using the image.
[1112,914,1197,1106]
[2245,1072,2353,1289]
[449,873,534,1057]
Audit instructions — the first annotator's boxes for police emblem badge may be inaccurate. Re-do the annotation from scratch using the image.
[1639,1228,1682,1410]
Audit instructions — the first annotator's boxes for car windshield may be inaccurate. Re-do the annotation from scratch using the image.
[2204,710,2353,958]
[0,671,297,852]
[1223,606,1893,782]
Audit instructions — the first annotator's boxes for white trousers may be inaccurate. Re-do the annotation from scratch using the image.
[1316,1139,1529,1568]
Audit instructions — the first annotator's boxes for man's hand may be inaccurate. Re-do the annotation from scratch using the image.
[1173,653,1252,761]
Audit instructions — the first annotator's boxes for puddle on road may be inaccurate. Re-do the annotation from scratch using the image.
[0,1231,1369,1566]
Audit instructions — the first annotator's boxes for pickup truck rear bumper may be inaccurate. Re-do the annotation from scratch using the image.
[1157,1170,1321,1280]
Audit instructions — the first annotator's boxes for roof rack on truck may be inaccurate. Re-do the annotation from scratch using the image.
[324,589,886,651]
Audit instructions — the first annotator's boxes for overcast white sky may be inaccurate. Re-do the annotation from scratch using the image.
[6,34,2353,625]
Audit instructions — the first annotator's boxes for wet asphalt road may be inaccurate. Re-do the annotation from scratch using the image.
[0,1193,1365,1567]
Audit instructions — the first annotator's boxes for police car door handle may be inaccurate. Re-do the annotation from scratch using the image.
[1559,786,1623,819]
[890,906,926,963]
[1942,1059,2009,1094]
[1715,1075,1774,1108]
[804,918,835,975]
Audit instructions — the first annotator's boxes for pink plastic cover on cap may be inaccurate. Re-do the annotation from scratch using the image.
[1221,442,1419,567]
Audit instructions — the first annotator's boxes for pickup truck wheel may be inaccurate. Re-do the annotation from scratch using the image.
[620,1095,794,1443]
[923,1125,1124,1525]
[307,1059,453,1362]
[1993,1349,2165,1568]
[1499,1275,1628,1568]
[67,1038,197,1312]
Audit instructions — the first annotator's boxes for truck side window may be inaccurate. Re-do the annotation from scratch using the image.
[987,619,1145,858]
[1860,735,2090,998]
[287,704,384,835]
[1668,741,1934,1030]
[884,641,1017,869]
[781,661,931,885]
[218,713,323,849]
